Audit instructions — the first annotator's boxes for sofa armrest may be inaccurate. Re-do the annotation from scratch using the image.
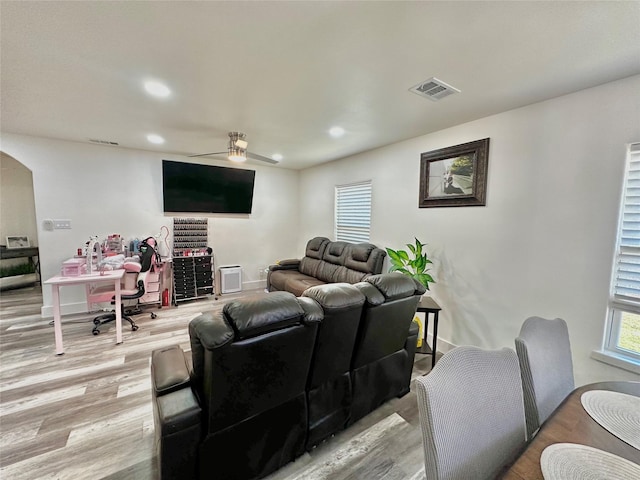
[152,345,192,397]
[269,259,301,271]
[154,387,202,480]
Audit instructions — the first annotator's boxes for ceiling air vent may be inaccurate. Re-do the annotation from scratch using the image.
[88,138,119,146]
[409,77,460,102]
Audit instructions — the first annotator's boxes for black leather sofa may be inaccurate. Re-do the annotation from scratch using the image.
[267,237,386,296]
[151,273,425,480]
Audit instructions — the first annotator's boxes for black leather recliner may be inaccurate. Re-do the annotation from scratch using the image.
[151,291,323,480]
[301,283,366,449]
[350,273,426,424]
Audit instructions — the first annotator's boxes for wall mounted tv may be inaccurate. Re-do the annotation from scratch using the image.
[162,160,256,214]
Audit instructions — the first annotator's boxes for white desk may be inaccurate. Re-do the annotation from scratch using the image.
[44,269,125,355]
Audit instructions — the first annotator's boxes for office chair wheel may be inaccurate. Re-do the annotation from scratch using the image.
[132,325,139,331]
[93,329,100,335]
[151,312,157,319]
[93,318,101,325]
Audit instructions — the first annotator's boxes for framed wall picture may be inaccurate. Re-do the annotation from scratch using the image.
[419,138,490,208]
[6,236,30,249]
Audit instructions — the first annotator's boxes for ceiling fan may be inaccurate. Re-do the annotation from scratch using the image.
[189,131,279,165]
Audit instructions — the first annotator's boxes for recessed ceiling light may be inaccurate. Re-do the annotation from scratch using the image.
[144,81,171,98]
[147,134,165,144]
[272,153,283,161]
[329,126,345,138]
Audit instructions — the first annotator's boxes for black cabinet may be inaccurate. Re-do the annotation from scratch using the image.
[173,255,214,303]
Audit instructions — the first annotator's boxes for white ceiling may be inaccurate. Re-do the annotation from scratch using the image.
[2,1,639,170]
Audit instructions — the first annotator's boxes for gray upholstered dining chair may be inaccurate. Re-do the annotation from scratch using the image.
[515,316,574,440]
[414,346,527,480]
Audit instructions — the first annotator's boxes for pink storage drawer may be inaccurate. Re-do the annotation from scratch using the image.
[61,258,86,276]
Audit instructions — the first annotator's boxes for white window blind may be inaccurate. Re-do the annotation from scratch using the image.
[612,143,640,310]
[335,181,372,243]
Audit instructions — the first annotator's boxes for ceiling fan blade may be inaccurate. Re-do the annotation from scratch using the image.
[247,151,279,164]
[188,151,227,158]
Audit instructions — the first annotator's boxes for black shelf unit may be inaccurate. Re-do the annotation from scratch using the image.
[173,255,214,303]
[172,218,215,304]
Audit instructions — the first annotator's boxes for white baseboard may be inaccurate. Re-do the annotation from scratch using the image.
[427,333,456,355]
[242,279,266,291]
[41,301,88,319]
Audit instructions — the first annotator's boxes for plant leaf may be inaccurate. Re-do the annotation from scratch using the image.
[397,250,410,262]
[407,243,416,255]
[415,238,423,257]
[413,273,435,289]
[386,248,404,267]
[416,273,434,284]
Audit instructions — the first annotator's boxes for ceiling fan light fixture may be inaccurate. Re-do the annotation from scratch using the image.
[228,146,247,163]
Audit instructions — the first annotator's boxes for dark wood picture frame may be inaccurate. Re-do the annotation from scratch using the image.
[419,138,490,208]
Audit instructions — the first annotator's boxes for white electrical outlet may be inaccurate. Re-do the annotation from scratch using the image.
[53,219,72,229]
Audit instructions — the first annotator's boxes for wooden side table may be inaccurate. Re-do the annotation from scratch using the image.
[416,296,441,368]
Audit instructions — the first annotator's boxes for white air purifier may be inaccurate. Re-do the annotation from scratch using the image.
[220,265,242,294]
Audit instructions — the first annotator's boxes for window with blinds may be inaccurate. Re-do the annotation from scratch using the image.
[606,142,640,365]
[335,181,372,243]
[612,143,640,308]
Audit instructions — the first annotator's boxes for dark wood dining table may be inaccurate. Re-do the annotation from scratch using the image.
[502,380,640,479]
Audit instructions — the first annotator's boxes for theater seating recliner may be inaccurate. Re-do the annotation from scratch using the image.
[267,236,386,296]
[151,291,323,480]
[350,273,424,424]
[151,273,425,480]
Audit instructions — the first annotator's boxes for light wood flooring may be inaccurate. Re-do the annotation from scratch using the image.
[0,285,437,480]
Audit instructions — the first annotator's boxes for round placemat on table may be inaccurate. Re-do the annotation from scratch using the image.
[581,390,640,450]
[540,443,640,480]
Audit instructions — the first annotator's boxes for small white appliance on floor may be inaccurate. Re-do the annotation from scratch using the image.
[220,265,242,293]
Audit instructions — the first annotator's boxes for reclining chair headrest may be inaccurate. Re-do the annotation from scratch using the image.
[305,237,330,259]
[303,283,365,310]
[224,291,315,340]
[365,273,426,301]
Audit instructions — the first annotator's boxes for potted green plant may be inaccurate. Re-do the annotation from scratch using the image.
[386,238,435,291]
[0,262,37,291]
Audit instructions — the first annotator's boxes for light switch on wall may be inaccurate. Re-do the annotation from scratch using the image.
[53,219,71,229]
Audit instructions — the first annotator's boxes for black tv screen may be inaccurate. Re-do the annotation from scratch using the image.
[162,160,256,214]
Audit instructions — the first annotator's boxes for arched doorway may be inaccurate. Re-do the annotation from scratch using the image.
[0,152,40,291]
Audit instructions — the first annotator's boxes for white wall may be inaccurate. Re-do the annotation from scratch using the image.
[299,75,640,386]
[0,134,300,314]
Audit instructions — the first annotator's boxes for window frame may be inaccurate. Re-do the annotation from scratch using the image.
[334,180,372,244]
[596,142,640,373]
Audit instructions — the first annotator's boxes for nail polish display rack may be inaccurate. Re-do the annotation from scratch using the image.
[172,218,215,304]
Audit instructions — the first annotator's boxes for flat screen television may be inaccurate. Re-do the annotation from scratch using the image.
[162,160,256,214]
